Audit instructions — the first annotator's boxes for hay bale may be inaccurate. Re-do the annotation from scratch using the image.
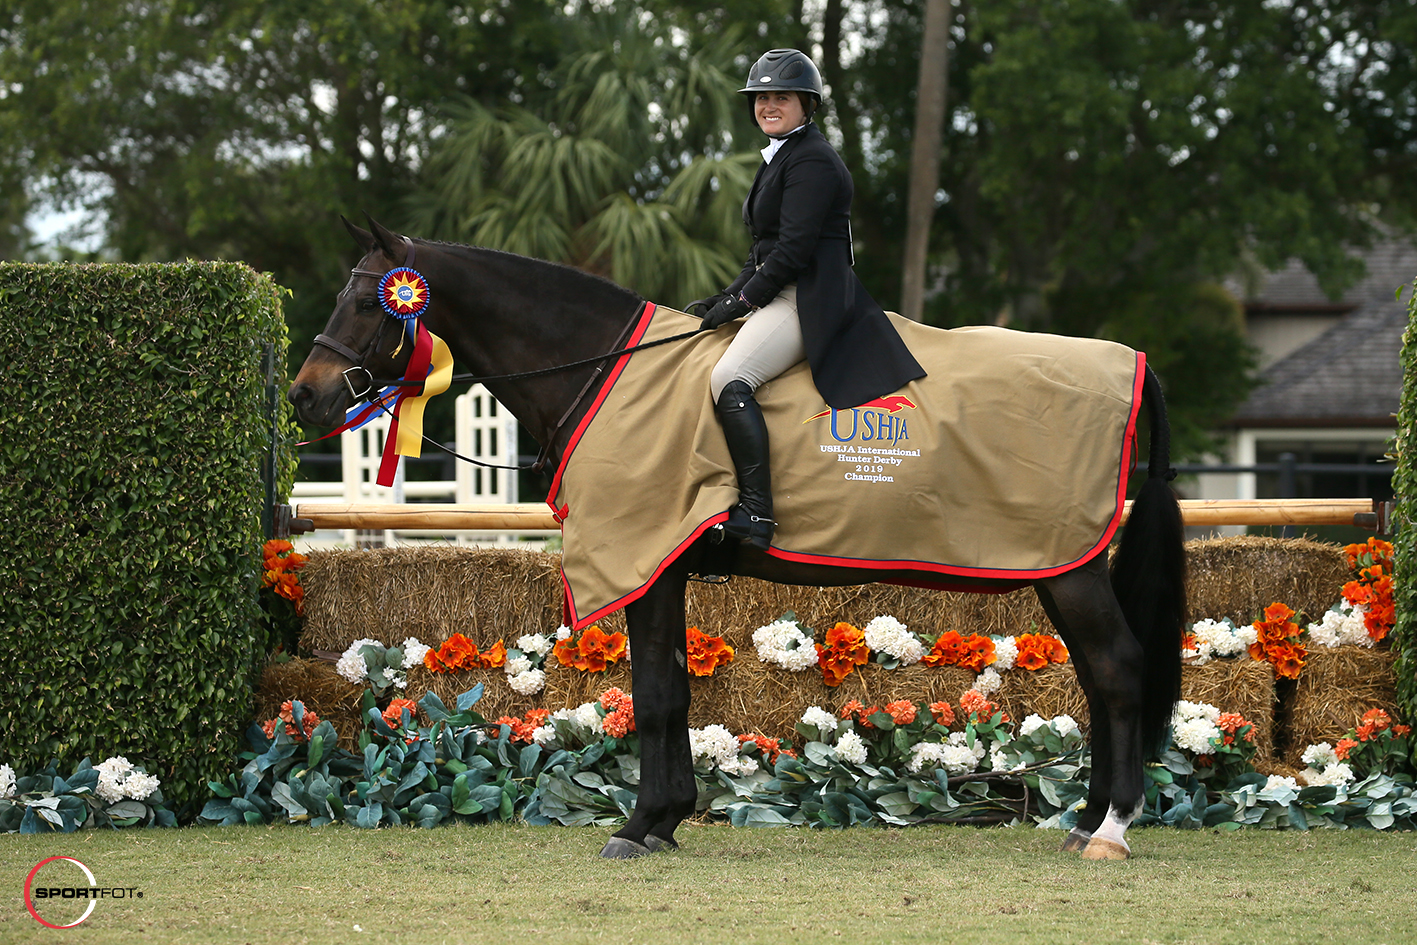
[300,547,564,653]
[1184,535,1348,626]
[256,658,368,749]
[1283,646,1399,765]
[994,657,1276,759]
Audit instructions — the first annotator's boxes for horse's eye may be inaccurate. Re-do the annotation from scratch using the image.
[358,296,377,311]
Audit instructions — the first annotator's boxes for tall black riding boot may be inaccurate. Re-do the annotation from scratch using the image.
[715,379,775,550]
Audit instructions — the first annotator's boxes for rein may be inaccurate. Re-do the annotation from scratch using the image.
[320,241,707,473]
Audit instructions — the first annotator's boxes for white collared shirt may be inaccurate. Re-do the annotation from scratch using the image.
[760,123,809,164]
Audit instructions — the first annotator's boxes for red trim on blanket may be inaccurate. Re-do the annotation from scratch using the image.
[545,301,658,513]
[563,511,731,630]
[760,350,1147,581]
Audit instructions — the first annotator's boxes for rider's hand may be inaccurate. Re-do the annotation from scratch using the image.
[700,294,752,330]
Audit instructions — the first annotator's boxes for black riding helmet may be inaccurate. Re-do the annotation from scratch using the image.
[739,48,823,126]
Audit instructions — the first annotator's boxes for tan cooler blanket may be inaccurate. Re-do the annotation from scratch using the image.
[548,303,1145,627]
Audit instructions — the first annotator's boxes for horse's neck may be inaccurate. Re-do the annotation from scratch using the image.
[422,243,642,460]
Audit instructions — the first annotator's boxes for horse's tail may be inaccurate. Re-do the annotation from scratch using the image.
[1110,363,1186,758]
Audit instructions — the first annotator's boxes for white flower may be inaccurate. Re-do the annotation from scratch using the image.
[505,656,533,676]
[400,638,430,669]
[336,638,382,683]
[834,730,869,765]
[1019,714,1048,737]
[1302,762,1355,787]
[517,633,552,657]
[507,669,546,695]
[800,706,838,739]
[1307,602,1373,649]
[905,732,985,775]
[1301,742,1338,768]
[94,756,159,803]
[863,615,924,666]
[992,636,1018,671]
[1234,623,1258,648]
[531,725,558,748]
[752,618,818,671]
[1192,618,1248,659]
[989,746,1009,771]
[573,702,603,733]
[972,667,1002,696]
[689,724,758,776]
[1172,718,1221,755]
[0,763,15,799]
[1050,715,1081,740]
[1264,775,1298,792]
[555,624,572,640]
[124,772,161,801]
[1172,700,1221,725]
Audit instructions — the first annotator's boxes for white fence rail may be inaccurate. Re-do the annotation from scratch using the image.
[291,385,525,546]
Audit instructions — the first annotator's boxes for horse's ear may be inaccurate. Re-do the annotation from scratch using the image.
[342,215,376,253]
[363,212,407,261]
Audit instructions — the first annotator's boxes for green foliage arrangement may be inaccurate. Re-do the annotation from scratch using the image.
[1,757,176,833]
[0,261,295,816]
[1392,279,1417,726]
[200,687,1417,834]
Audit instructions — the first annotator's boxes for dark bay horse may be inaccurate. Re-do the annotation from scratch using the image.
[288,217,1186,861]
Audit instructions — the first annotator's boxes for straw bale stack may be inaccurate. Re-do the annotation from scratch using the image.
[287,535,1359,754]
[1283,645,1399,766]
[256,658,368,748]
[1184,536,1348,626]
[994,657,1277,759]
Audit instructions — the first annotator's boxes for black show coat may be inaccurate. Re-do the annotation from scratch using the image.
[725,122,925,409]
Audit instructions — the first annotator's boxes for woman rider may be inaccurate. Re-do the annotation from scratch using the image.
[699,48,926,550]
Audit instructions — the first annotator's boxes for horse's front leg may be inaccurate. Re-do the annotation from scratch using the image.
[599,566,696,859]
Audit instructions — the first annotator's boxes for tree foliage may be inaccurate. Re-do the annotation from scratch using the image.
[3,0,1413,458]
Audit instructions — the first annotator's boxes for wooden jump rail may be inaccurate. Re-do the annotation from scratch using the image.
[282,497,1394,535]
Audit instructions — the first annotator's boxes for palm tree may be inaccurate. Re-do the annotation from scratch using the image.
[408,11,758,307]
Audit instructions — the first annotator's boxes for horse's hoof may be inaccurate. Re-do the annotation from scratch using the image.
[644,834,679,853]
[599,837,651,860]
[1059,830,1092,853]
[1080,837,1130,861]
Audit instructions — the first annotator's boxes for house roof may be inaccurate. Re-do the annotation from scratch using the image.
[1230,295,1409,428]
[1233,238,1417,312]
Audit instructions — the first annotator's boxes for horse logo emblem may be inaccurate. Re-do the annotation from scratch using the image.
[378,267,431,319]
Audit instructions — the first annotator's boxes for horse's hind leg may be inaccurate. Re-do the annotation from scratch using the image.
[1035,556,1145,860]
[600,566,697,859]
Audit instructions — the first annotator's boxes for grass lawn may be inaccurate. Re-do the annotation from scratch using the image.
[4,823,1415,945]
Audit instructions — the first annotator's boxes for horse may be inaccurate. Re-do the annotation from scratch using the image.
[288,216,1186,861]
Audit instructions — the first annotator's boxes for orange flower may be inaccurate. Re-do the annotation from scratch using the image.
[739,733,784,763]
[922,630,965,667]
[552,636,580,668]
[959,635,997,673]
[1334,737,1359,761]
[382,698,419,729]
[1249,601,1307,679]
[1395,724,1412,737]
[929,701,956,726]
[478,640,507,669]
[1216,712,1256,745]
[885,700,918,725]
[571,625,629,673]
[492,708,552,744]
[685,626,735,676]
[1356,708,1392,741]
[439,633,479,670]
[268,699,320,740]
[839,699,866,720]
[600,687,633,712]
[815,623,869,686]
[959,689,1005,722]
[1014,633,1068,672]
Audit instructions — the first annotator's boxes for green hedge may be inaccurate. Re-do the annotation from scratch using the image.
[0,261,295,817]
[1394,278,1417,724]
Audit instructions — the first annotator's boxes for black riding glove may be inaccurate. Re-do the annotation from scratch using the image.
[700,294,752,330]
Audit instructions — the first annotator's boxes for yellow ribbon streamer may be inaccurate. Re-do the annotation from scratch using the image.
[394,326,454,458]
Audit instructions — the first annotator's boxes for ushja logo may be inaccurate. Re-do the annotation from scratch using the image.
[804,395,916,446]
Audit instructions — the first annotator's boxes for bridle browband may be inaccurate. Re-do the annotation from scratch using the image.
[313,238,706,473]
